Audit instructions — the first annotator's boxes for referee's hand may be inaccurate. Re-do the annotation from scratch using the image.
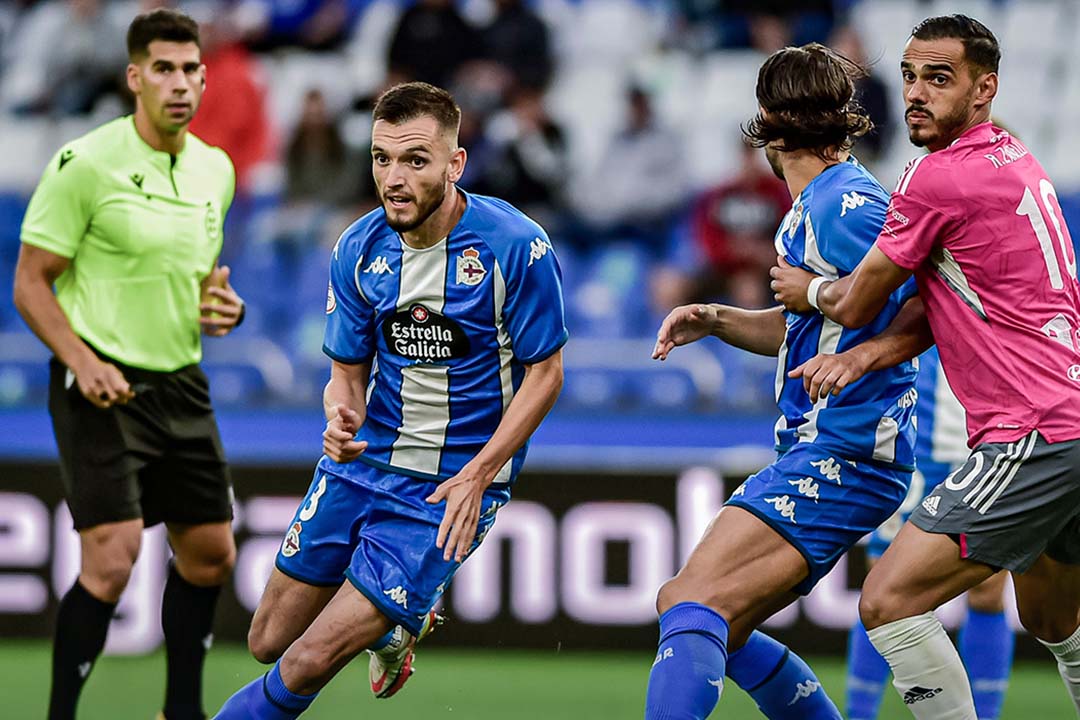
[323,404,367,463]
[74,358,134,409]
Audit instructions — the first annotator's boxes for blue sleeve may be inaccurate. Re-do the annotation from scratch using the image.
[322,236,376,364]
[813,191,888,275]
[500,230,569,364]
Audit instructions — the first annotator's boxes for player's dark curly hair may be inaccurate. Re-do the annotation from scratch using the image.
[743,43,872,160]
[127,9,200,60]
[911,14,1000,76]
[373,82,462,140]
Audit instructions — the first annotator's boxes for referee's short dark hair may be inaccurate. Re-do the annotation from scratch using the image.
[127,8,200,60]
[743,43,872,160]
[911,14,1000,77]
[373,82,462,140]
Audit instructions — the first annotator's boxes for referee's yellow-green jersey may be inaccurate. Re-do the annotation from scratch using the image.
[21,115,235,372]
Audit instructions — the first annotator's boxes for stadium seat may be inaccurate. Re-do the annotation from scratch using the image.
[201,336,296,407]
[0,331,50,407]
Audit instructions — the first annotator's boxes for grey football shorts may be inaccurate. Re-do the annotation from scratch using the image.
[910,430,1080,573]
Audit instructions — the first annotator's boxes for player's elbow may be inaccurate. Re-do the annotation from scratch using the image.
[831,299,876,330]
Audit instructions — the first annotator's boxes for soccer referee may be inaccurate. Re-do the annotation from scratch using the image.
[13,10,243,720]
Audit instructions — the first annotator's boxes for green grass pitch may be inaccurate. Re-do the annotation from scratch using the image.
[2,640,1073,718]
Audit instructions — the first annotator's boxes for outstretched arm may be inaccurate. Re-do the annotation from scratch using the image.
[789,295,933,402]
[770,246,913,328]
[653,304,788,360]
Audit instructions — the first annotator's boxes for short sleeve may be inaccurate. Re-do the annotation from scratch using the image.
[875,193,954,271]
[812,191,888,275]
[219,150,236,217]
[20,144,97,258]
[500,231,568,364]
[322,238,376,364]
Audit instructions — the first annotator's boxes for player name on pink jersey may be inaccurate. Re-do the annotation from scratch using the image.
[877,122,1080,447]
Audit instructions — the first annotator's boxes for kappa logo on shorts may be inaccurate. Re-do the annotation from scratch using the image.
[384,585,409,609]
[903,685,943,704]
[810,457,843,484]
[281,522,302,557]
[764,495,797,523]
[788,477,820,501]
[922,495,941,516]
[789,679,821,705]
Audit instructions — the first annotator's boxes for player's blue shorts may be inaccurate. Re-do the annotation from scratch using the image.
[726,442,910,595]
[275,463,510,636]
[867,460,953,559]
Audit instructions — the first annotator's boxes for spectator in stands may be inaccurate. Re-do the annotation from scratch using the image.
[386,0,478,89]
[477,0,553,95]
[470,87,568,230]
[666,138,791,310]
[284,88,364,210]
[830,24,893,164]
[569,86,687,252]
[188,11,273,195]
[671,0,834,51]
[2,0,128,116]
[235,0,360,51]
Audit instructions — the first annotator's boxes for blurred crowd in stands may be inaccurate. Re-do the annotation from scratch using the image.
[0,0,1061,412]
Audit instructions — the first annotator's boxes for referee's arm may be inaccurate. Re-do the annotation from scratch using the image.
[13,243,133,408]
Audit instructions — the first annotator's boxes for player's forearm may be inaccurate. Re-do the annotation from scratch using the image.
[711,305,786,356]
[468,350,564,483]
[848,296,934,373]
[13,274,97,373]
[322,362,370,422]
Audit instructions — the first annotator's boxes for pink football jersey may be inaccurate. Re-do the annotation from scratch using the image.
[877,122,1080,447]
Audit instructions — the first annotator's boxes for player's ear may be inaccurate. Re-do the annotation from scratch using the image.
[126,63,141,95]
[448,146,467,184]
[975,71,998,109]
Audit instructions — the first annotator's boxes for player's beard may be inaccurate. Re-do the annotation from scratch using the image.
[907,96,970,149]
[382,180,447,233]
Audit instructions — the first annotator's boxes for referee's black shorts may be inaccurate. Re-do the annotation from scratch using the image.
[47,351,233,531]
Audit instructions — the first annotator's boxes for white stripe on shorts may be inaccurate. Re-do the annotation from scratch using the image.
[977,431,1038,514]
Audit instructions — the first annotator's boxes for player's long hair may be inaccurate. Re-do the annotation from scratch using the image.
[743,43,872,161]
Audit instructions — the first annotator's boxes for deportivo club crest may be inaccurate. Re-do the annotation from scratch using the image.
[456,247,486,286]
[281,522,302,557]
[326,282,337,314]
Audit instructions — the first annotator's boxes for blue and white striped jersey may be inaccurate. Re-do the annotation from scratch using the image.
[321,190,568,484]
[774,158,918,468]
[914,346,968,468]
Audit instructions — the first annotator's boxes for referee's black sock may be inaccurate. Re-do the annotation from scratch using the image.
[49,581,116,720]
[162,562,222,720]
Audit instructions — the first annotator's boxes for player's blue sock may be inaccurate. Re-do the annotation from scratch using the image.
[727,630,842,719]
[213,660,318,719]
[845,618,890,720]
[644,602,729,720]
[369,628,395,651]
[959,608,1014,720]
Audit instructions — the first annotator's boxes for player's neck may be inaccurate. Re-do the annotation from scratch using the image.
[133,109,187,156]
[929,108,993,152]
[781,149,849,200]
[401,186,466,250]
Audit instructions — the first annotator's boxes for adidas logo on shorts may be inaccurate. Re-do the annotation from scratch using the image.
[903,685,943,704]
[922,495,941,516]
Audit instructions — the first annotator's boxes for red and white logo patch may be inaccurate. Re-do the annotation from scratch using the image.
[411,304,429,323]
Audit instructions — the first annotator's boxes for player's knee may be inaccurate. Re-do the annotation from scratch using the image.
[656,577,691,615]
[858,582,902,630]
[177,543,236,587]
[248,623,285,665]
[82,558,136,602]
[281,642,331,688]
[966,579,1005,614]
[1018,602,1080,643]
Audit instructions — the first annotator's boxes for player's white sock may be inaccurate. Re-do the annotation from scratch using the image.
[867,611,977,720]
[1037,622,1080,712]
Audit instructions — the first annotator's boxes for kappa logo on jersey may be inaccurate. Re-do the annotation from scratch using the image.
[840,191,867,217]
[788,477,820,501]
[922,495,941,516]
[898,387,918,409]
[456,247,487,285]
[809,457,843,484]
[364,256,394,275]
[382,303,470,361]
[528,237,553,267]
[903,685,943,704]
[384,586,409,609]
[58,149,74,171]
[788,679,821,705]
[653,647,674,667]
[764,495,797,523]
[326,282,337,314]
[731,482,748,497]
[281,522,302,557]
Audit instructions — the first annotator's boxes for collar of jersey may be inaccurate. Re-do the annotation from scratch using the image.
[397,187,473,253]
[949,120,996,148]
[125,114,190,163]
